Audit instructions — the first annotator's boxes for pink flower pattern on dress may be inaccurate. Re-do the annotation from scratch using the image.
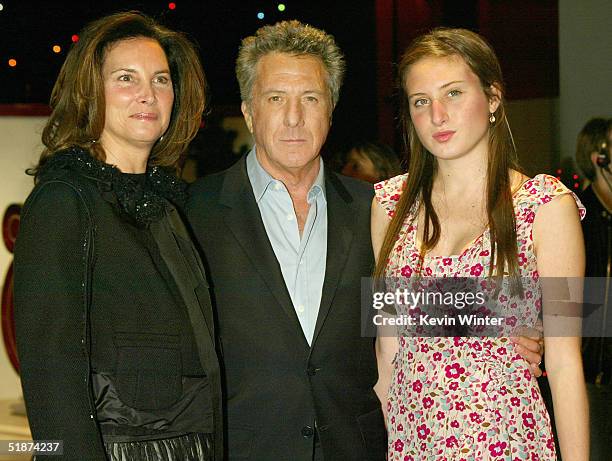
[375,173,585,460]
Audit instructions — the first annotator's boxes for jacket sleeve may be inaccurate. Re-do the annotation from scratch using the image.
[14,181,107,460]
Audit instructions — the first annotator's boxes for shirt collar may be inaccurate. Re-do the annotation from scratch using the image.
[246,147,326,204]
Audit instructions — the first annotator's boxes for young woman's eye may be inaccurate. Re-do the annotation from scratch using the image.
[448,89,462,97]
[118,74,133,82]
[414,98,428,107]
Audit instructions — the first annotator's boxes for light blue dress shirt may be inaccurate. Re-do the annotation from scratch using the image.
[246,149,327,345]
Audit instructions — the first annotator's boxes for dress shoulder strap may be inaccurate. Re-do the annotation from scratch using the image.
[514,174,586,220]
[374,173,409,218]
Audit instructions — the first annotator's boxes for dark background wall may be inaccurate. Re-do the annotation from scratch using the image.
[2,0,584,174]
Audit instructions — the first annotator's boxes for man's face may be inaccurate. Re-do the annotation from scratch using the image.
[242,52,332,176]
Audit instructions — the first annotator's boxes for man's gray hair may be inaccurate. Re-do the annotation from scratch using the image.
[236,20,345,108]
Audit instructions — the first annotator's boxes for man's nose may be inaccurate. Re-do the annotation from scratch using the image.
[284,99,304,127]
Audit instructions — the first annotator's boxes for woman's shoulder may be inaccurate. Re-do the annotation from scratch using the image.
[515,173,585,220]
[35,148,103,191]
[373,173,409,218]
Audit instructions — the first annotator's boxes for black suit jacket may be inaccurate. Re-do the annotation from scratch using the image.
[15,153,222,460]
[186,157,386,461]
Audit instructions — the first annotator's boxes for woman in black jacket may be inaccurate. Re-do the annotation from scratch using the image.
[14,12,221,461]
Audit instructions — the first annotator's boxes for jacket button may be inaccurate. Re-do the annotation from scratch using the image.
[307,366,318,376]
[301,425,314,438]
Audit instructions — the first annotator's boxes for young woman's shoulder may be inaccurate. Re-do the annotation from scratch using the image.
[514,173,585,220]
[373,173,409,218]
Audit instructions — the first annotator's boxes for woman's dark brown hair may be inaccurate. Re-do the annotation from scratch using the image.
[374,28,522,288]
[37,11,206,174]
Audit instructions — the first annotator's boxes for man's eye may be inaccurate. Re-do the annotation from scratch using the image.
[269,95,282,102]
[304,96,318,103]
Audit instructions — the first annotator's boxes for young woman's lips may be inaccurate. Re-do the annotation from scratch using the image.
[130,113,158,121]
[432,131,455,142]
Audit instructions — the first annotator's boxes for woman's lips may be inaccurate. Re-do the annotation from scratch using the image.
[130,113,158,120]
[432,130,455,142]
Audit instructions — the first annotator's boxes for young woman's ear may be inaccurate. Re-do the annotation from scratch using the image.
[488,83,502,113]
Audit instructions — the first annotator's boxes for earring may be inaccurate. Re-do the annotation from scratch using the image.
[159,135,165,142]
[489,113,496,124]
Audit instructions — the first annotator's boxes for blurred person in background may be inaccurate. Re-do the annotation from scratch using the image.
[575,117,612,460]
[333,141,402,183]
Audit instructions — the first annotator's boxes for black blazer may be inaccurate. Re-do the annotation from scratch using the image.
[14,152,222,460]
[186,157,386,461]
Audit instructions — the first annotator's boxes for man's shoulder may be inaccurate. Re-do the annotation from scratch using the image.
[189,170,226,198]
[328,171,374,204]
[188,159,245,201]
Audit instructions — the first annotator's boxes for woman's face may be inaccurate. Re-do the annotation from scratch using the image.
[404,55,499,163]
[100,37,174,154]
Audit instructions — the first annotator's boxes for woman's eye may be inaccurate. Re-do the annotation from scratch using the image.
[155,75,170,84]
[414,98,428,107]
[118,74,133,82]
[448,89,462,97]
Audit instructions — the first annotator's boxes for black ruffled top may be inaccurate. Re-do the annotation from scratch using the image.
[37,148,187,226]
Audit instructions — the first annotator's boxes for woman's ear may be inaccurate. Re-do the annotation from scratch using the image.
[488,83,502,113]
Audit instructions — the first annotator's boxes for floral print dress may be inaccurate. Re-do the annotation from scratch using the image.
[374,174,585,460]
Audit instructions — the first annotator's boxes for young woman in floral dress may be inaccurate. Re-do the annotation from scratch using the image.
[372,29,589,460]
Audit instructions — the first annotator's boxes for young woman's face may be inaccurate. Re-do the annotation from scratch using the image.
[404,55,499,162]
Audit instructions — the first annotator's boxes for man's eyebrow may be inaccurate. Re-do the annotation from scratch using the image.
[260,89,326,94]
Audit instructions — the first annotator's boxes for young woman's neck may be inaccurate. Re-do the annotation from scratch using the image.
[434,150,488,194]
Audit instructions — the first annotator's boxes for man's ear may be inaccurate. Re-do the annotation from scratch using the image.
[488,83,502,113]
[241,101,253,134]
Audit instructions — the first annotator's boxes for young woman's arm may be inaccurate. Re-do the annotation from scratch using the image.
[534,193,589,460]
[371,197,399,421]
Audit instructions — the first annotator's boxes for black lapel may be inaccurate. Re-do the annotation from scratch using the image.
[219,157,310,348]
[311,171,355,345]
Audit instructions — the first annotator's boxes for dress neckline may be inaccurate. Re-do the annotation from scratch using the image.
[412,175,533,260]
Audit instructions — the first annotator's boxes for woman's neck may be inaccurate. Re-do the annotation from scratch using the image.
[98,136,151,173]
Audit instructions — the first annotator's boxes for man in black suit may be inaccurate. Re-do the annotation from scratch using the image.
[186,20,544,461]
[186,20,385,460]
